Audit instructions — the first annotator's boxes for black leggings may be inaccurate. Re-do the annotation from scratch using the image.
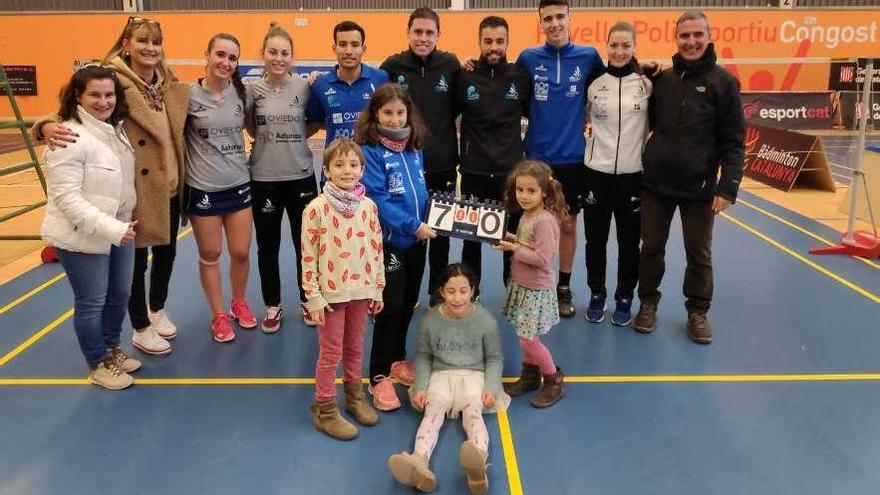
[369,241,426,384]
[129,196,180,330]
[251,177,319,307]
[582,169,642,301]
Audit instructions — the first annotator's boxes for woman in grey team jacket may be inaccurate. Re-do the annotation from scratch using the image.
[582,21,652,327]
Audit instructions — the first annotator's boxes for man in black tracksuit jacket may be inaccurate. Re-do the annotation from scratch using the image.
[633,11,744,345]
[381,7,460,304]
[455,15,531,291]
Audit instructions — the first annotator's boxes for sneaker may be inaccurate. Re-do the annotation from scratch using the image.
[262,305,283,333]
[687,312,713,344]
[131,327,172,356]
[368,375,401,411]
[390,360,416,387]
[107,347,142,373]
[231,298,258,329]
[585,294,606,323]
[88,359,134,390]
[611,298,633,326]
[557,286,575,318]
[632,303,657,334]
[148,308,177,340]
[211,313,236,343]
[301,303,318,327]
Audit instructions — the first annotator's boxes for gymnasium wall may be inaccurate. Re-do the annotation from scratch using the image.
[1,9,878,116]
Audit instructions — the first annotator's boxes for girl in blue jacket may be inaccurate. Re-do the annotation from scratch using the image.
[355,83,436,411]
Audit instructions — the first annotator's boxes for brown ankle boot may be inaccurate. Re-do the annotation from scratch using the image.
[503,363,541,397]
[531,367,565,408]
[459,441,489,495]
[343,381,378,426]
[310,399,358,440]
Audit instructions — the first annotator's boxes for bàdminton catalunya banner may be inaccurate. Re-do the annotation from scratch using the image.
[1,10,879,115]
[743,124,835,193]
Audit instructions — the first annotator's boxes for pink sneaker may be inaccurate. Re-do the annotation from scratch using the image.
[369,375,401,411]
[231,298,258,329]
[211,313,235,343]
[390,360,416,386]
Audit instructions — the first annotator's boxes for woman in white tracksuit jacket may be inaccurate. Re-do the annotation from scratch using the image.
[582,21,652,326]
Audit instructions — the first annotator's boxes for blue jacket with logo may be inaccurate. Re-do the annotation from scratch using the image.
[516,42,603,166]
[306,64,389,145]
[361,142,429,250]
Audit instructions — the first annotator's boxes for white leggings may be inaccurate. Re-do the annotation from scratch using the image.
[413,398,489,461]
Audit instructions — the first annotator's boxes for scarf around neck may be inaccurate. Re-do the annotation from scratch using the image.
[378,124,411,152]
[323,181,365,218]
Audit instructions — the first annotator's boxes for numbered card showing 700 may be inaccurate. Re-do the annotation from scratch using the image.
[426,196,506,244]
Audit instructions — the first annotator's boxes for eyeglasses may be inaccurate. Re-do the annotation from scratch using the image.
[127,16,160,27]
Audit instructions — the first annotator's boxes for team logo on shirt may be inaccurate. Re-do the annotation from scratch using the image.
[535,64,548,72]
[190,103,208,115]
[396,75,408,90]
[634,103,642,111]
[504,83,519,100]
[534,74,548,82]
[565,84,580,98]
[362,92,371,100]
[569,66,582,82]
[388,172,405,195]
[332,113,344,124]
[466,85,480,101]
[198,128,209,139]
[255,115,267,126]
[534,82,549,101]
[434,75,449,92]
[386,253,402,273]
[290,95,300,106]
[324,87,337,95]
[233,103,243,116]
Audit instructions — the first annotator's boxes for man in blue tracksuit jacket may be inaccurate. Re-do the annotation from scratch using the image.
[516,0,603,318]
[306,21,389,146]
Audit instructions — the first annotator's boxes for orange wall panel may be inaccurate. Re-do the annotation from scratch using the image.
[1,10,878,116]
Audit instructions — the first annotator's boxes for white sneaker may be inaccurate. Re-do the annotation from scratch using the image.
[300,303,318,327]
[132,327,172,356]
[148,309,177,339]
[88,360,134,390]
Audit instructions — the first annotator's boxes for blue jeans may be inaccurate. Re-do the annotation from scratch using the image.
[57,244,135,366]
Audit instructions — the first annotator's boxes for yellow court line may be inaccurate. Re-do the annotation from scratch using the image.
[0,227,192,317]
[5,373,880,386]
[0,308,73,366]
[738,198,880,271]
[497,411,524,495]
[721,213,880,304]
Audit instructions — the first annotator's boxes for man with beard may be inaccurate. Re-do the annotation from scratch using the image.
[455,15,530,293]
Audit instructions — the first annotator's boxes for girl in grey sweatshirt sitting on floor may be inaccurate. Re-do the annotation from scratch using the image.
[387,263,509,495]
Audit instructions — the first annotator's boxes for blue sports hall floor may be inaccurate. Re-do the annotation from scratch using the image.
[2,181,879,492]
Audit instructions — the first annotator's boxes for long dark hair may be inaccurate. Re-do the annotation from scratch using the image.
[434,263,479,302]
[206,32,246,103]
[353,83,426,151]
[503,160,569,221]
[57,66,128,127]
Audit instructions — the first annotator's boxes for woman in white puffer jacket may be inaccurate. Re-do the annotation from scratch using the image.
[41,65,141,390]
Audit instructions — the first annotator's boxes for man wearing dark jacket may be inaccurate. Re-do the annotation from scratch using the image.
[381,7,460,306]
[456,15,530,291]
[632,10,745,344]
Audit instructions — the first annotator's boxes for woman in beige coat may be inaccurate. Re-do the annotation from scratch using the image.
[38,17,189,356]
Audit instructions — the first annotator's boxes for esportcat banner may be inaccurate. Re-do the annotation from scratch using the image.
[741,92,834,130]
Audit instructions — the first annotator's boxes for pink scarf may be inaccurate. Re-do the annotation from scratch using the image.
[323,181,365,218]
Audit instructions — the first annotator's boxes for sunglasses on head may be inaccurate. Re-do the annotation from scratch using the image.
[127,16,160,27]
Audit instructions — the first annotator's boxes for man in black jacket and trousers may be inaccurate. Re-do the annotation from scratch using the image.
[456,15,531,292]
[381,7,460,307]
[632,10,745,344]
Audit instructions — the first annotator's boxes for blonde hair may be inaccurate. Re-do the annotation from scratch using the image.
[102,17,175,89]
